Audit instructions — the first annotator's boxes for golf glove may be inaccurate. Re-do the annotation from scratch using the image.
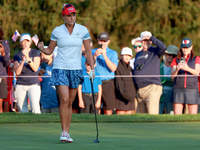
[89,70,95,82]
[38,42,49,55]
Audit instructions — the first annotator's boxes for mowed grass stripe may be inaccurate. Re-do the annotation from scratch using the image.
[0,123,200,150]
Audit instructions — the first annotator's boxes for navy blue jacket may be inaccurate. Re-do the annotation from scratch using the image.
[173,57,198,89]
[133,36,166,89]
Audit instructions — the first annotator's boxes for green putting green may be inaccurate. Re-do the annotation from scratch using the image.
[0,122,200,150]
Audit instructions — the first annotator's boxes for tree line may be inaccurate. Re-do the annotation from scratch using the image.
[1,0,200,58]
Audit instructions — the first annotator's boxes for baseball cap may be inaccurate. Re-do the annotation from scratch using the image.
[98,32,110,41]
[20,33,32,42]
[62,4,77,16]
[131,37,142,45]
[165,45,179,55]
[181,38,192,48]
[140,31,152,39]
[121,47,133,56]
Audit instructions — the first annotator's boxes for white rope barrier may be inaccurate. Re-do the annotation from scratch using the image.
[0,74,200,78]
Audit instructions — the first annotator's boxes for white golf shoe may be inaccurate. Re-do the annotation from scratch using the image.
[60,131,73,143]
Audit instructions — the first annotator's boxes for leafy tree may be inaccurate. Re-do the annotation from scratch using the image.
[1,0,200,58]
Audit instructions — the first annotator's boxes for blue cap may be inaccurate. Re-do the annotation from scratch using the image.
[181,38,192,48]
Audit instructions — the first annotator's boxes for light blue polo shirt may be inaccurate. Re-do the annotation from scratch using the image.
[82,71,102,93]
[92,47,118,81]
[51,23,90,70]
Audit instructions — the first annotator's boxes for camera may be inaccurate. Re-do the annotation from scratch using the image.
[98,44,103,49]
[180,57,186,64]
[135,63,144,70]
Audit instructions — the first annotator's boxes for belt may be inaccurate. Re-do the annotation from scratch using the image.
[82,93,98,97]
[102,79,113,84]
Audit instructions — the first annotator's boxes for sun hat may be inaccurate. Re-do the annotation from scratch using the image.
[165,45,179,55]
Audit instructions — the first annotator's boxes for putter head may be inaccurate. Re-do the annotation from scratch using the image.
[94,139,99,143]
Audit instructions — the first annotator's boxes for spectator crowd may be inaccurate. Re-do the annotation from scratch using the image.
[1,27,200,115]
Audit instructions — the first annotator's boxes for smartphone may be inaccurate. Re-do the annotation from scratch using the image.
[98,44,103,49]
[180,57,186,64]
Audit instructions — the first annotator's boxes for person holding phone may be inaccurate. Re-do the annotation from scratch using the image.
[171,38,200,115]
[92,32,118,115]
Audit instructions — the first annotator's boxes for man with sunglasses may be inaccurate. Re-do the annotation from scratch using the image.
[133,31,166,114]
[129,37,143,69]
[159,45,179,114]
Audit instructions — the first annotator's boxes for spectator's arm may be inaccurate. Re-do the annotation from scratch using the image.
[1,43,10,67]
[14,60,24,76]
[171,65,179,79]
[150,36,167,56]
[95,84,102,109]
[38,40,57,55]
[184,63,200,75]
[78,85,85,108]
[84,39,94,70]
[28,56,41,72]
[102,54,117,72]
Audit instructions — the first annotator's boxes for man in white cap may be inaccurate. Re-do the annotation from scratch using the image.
[133,31,166,114]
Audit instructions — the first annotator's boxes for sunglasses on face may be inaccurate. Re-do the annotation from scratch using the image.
[167,54,176,57]
[133,45,142,49]
[62,4,74,10]
[21,33,31,36]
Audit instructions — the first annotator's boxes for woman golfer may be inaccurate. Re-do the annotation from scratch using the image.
[38,4,95,143]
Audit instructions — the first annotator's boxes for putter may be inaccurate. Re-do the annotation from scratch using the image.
[90,78,99,143]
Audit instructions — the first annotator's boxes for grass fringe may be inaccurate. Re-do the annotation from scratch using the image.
[1,113,200,124]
